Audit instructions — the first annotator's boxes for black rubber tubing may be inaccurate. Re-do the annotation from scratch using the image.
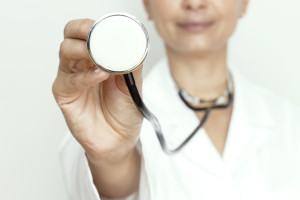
[123,72,233,155]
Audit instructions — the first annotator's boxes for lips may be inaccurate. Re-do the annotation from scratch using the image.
[177,20,214,32]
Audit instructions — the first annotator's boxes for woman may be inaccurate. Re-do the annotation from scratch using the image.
[52,0,300,199]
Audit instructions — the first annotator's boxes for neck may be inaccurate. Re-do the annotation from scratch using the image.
[166,45,229,99]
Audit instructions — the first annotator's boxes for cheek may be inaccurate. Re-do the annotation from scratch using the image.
[213,3,240,46]
[217,16,238,41]
[151,2,177,38]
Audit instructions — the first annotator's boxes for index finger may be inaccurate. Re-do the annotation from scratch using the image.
[64,18,95,40]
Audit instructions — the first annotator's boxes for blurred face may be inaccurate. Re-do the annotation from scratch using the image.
[143,0,249,54]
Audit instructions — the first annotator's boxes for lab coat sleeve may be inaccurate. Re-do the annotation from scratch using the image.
[59,130,151,200]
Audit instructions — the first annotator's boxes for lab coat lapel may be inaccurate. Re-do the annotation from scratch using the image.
[161,61,275,179]
[222,67,275,171]
[159,59,229,178]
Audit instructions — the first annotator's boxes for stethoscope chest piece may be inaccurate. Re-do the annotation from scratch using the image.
[87,12,150,74]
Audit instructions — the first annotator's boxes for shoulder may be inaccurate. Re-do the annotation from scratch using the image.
[231,67,300,133]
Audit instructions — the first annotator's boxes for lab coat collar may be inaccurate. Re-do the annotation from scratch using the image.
[152,58,276,179]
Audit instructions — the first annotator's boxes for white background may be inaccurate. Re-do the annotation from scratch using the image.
[0,0,299,199]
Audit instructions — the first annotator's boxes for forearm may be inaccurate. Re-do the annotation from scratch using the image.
[86,146,141,198]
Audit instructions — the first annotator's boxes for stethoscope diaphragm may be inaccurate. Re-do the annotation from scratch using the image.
[87,12,149,74]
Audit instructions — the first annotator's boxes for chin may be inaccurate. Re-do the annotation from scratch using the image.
[168,40,216,55]
[171,33,229,55]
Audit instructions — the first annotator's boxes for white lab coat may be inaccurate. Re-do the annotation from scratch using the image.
[60,58,300,200]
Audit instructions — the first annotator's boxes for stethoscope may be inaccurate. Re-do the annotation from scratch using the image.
[87,13,233,155]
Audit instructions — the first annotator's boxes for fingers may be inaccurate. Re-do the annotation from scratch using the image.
[59,38,93,73]
[54,68,110,96]
[59,38,90,61]
[64,18,95,40]
[60,19,95,74]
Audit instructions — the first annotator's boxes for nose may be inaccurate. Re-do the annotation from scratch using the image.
[182,0,207,11]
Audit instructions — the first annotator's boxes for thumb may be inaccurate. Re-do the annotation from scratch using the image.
[131,65,144,92]
[114,65,144,97]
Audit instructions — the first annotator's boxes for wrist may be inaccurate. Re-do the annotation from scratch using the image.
[85,142,138,167]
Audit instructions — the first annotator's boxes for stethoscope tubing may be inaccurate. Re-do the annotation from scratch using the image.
[123,72,233,155]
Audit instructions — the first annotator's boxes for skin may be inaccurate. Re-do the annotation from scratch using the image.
[52,0,249,198]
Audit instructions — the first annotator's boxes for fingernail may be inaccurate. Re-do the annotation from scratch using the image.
[94,68,102,73]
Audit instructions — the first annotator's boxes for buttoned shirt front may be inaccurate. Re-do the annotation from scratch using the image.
[60,58,300,200]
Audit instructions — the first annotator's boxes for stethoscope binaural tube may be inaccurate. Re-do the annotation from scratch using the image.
[87,13,233,155]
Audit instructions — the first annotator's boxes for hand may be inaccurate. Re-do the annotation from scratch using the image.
[52,19,144,165]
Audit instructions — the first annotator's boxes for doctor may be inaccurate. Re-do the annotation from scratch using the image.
[52,0,300,199]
